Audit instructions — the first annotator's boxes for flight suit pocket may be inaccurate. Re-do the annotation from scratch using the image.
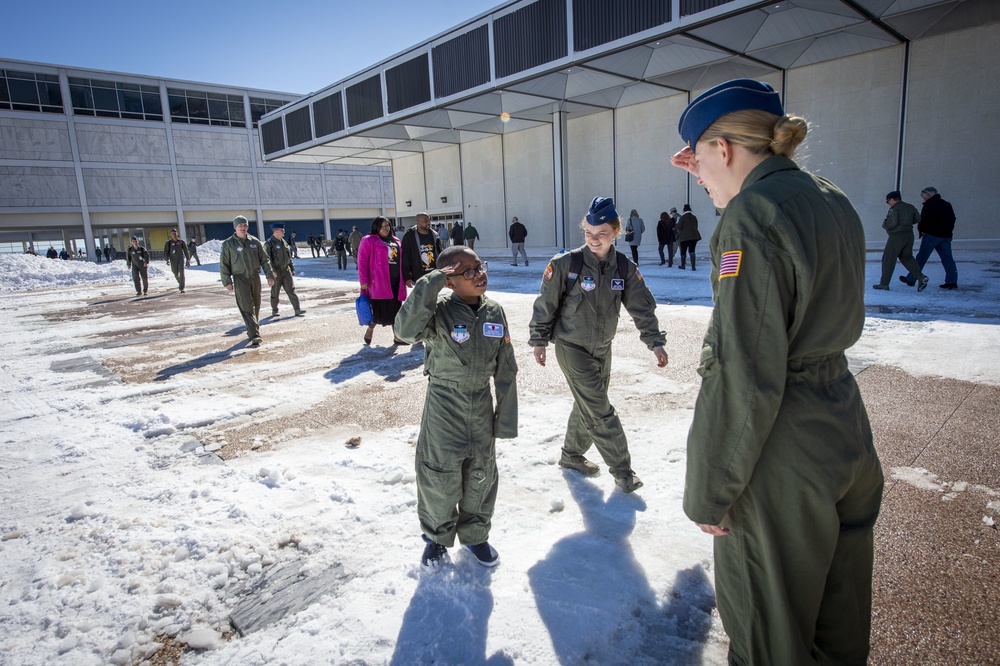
[697,343,720,378]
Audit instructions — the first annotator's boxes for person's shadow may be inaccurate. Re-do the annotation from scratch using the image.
[390,564,512,666]
[528,473,714,664]
[324,344,424,383]
[155,339,249,381]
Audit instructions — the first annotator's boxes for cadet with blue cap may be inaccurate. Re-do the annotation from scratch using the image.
[528,196,668,493]
[670,79,884,664]
[264,222,305,317]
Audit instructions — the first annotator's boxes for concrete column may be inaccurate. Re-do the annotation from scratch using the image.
[159,82,187,240]
[552,111,569,250]
[58,72,97,261]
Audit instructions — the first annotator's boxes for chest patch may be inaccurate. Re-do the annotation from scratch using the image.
[236,246,243,252]
[580,276,596,292]
[451,324,470,343]
[611,278,625,291]
[483,322,504,338]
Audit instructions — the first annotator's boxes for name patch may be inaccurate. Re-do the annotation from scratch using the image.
[483,323,504,338]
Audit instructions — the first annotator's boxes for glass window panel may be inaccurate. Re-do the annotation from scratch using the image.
[187,95,208,119]
[91,79,116,90]
[141,85,159,94]
[229,100,245,124]
[8,79,39,105]
[0,79,11,105]
[189,117,210,125]
[69,77,90,86]
[208,97,229,121]
[95,109,119,118]
[207,92,226,101]
[119,89,144,114]
[121,112,143,119]
[37,74,58,83]
[39,82,62,108]
[142,92,162,116]
[71,84,94,109]
[167,87,184,96]
[6,70,37,81]
[92,86,119,112]
[145,114,163,121]
[118,82,140,91]
[168,94,187,118]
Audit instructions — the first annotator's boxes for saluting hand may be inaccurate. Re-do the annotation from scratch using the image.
[439,262,461,276]
[669,146,699,178]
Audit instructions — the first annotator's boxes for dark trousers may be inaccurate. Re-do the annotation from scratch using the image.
[233,275,262,339]
[270,268,301,314]
[629,245,639,265]
[131,265,148,294]
[658,242,675,266]
[679,240,698,269]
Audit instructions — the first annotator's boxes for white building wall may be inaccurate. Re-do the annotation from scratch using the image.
[423,145,462,218]
[74,122,170,164]
[391,153,428,219]
[0,117,72,160]
[459,135,507,247]
[503,124,556,248]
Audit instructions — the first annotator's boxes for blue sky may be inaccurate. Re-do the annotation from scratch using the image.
[3,0,503,94]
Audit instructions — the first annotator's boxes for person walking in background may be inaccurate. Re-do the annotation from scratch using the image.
[394,244,518,568]
[46,246,58,259]
[264,222,304,318]
[625,209,645,265]
[220,216,274,347]
[289,232,299,258]
[675,204,701,270]
[307,234,317,258]
[436,223,450,250]
[509,216,528,266]
[126,236,150,296]
[528,196,667,494]
[670,78,883,665]
[451,221,465,247]
[187,237,201,266]
[103,245,112,262]
[401,212,441,288]
[464,222,480,250]
[656,211,677,266]
[874,191,927,291]
[357,216,407,346]
[902,186,959,290]
[348,225,363,265]
[333,230,349,270]
[163,228,190,292]
[317,234,327,257]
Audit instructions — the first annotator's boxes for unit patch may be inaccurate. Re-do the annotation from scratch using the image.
[611,278,625,291]
[451,324,470,343]
[719,250,742,279]
[543,264,554,282]
[580,276,596,292]
[483,322,504,338]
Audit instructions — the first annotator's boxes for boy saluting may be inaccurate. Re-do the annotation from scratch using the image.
[394,246,518,567]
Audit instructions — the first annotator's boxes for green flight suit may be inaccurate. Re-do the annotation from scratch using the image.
[394,270,518,547]
[219,234,273,340]
[528,246,665,480]
[264,235,301,314]
[684,156,884,665]
[879,200,925,287]
[164,239,190,291]
[126,245,149,294]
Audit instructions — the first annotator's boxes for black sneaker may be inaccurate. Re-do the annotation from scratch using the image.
[466,542,499,567]
[421,537,448,566]
[917,276,929,292]
[940,283,958,290]
[250,336,262,347]
[898,276,916,287]
[272,310,280,317]
[294,310,306,316]
[615,471,644,493]
[135,291,141,296]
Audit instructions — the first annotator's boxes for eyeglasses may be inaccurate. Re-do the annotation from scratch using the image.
[457,262,488,280]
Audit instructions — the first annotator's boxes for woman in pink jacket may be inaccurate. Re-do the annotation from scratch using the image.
[357,216,408,346]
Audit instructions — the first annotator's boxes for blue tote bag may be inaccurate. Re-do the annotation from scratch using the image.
[355,294,373,326]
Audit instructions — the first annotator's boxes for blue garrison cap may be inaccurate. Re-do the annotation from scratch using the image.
[678,79,784,152]
[586,196,619,226]
[270,222,285,230]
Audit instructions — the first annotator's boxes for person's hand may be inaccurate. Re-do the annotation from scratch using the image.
[186,262,190,267]
[267,277,275,287]
[533,346,546,366]
[225,284,234,292]
[439,262,461,276]
[696,523,730,536]
[670,146,699,178]
[653,345,668,368]
[405,280,415,288]
[359,283,368,292]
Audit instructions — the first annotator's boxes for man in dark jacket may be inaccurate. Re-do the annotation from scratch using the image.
[401,212,441,287]
[902,186,958,290]
[509,216,528,266]
[450,221,464,247]
[656,210,677,266]
[675,204,701,270]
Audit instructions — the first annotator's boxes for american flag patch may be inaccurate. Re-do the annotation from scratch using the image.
[719,250,742,279]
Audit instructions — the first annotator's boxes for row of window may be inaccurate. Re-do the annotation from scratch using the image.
[1,70,291,128]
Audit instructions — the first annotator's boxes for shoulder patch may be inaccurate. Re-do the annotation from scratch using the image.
[719,250,742,279]
[543,264,554,282]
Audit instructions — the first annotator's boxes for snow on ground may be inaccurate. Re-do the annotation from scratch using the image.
[0,245,998,665]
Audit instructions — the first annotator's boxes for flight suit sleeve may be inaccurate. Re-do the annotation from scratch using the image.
[622,262,666,349]
[883,206,899,232]
[163,241,171,261]
[394,270,447,343]
[527,259,566,347]
[492,308,519,439]
[219,243,233,287]
[256,240,273,276]
[126,251,132,269]
[182,242,191,261]
[683,226,795,526]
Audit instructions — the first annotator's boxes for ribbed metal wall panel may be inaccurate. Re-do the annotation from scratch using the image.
[261,118,285,155]
[681,0,737,17]
[386,54,431,114]
[285,106,312,147]
[346,74,383,127]
[573,0,671,51]
[313,91,344,138]
[432,25,490,99]
[494,0,568,79]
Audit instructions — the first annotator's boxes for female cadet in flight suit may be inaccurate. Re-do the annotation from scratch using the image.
[528,196,668,493]
[670,79,884,665]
